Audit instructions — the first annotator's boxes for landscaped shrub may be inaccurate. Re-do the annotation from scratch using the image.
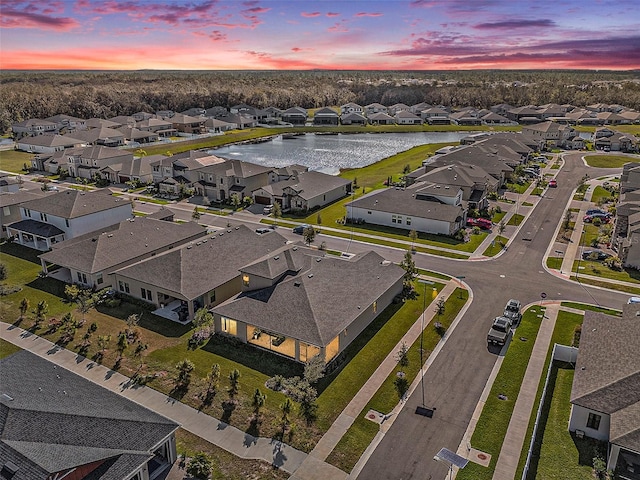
[186,452,213,479]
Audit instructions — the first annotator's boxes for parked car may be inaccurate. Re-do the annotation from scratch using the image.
[487,316,512,346]
[522,168,539,177]
[255,227,271,234]
[584,213,610,223]
[548,179,557,188]
[293,224,310,234]
[503,299,522,326]
[263,204,274,215]
[582,250,611,261]
[628,297,640,304]
[467,218,492,230]
[586,209,609,216]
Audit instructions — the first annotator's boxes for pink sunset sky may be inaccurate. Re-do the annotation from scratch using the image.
[1,0,639,70]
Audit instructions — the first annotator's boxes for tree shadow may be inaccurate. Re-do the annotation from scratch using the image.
[245,416,261,439]
[220,400,236,423]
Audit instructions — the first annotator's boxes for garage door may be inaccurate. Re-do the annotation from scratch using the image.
[254,196,271,205]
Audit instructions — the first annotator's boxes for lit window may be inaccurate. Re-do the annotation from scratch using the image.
[221,317,237,335]
[373,301,377,313]
[242,274,249,286]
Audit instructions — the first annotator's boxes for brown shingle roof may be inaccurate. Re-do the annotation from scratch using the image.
[19,189,129,219]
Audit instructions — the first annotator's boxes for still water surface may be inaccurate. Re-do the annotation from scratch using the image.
[209,132,473,175]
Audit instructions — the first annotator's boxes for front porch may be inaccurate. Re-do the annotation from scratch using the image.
[6,220,66,251]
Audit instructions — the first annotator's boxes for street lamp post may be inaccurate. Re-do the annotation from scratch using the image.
[418,279,435,408]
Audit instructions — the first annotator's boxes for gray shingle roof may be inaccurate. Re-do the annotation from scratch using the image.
[40,217,205,274]
[213,250,404,346]
[114,224,289,300]
[283,171,350,200]
[0,351,178,478]
[6,219,64,237]
[19,189,130,219]
[571,306,640,451]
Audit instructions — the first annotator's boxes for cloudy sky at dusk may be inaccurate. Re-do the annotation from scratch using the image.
[2,0,639,71]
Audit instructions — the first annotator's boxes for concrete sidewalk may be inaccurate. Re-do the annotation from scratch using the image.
[0,321,308,475]
[492,303,559,480]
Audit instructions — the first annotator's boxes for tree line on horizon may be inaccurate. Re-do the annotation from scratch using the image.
[1,70,640,133]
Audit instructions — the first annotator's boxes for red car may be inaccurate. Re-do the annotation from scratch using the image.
[548,179,557,188]
[467,218,492,229]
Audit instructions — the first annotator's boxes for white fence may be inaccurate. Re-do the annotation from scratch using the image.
[521,343,578,480]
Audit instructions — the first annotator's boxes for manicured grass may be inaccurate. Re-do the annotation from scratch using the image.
[572,260,640,284]
[522,201,534,207]
[492,211,507,223]
[135,196,171,205]
[578,223,599,246]
[546,256,563,269]
[0,149,32,173]
[506,182,530,194]
[570,275,640,295]
[589,185,615,204]
[0,338,21,359]
[326,289,468,472]
[483,236,508,257]
[176,428,289,480]
[584,154,637,168]
[560,302,621,316]
[456,306,545,480]
[507,214,524,226]
[417,269,451,281]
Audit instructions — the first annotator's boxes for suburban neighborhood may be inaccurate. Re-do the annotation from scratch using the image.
[1,97,639,480]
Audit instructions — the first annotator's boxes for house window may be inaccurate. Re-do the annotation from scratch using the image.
[65,219,69,227]
[199,173,204,180]
[406,217,412,226]
[373,301,377,313]
[3,206,10,216]
[96,273,103,285]
[221,317,237,335]
[220,178,223,184]
[242,274,250,286]
[587,413,601,430]
[141,288,147,299]
[77,272,83,283]
[24,208,31,217]
[124,282,130,293]
[40,213,47,222]
[81,273,87,284]
[119,280,124,292]
[367,211,371,215]
[210,291,216,304]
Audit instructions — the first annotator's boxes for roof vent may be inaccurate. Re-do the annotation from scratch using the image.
[187,245,192,249]
[196,242,201,246]
[202,239,207,243]
[219,232,224,236]
[316,257,321,262]
[235,226,239,230]
[292,246,298,251]
[308,273,314,278]
[294,281,301,287]
[2,461,18,475]
[274,255,280,260]
[108,234,113,238]
[227,229,232,233]
[1,393,14,401]
[445,186,450,189]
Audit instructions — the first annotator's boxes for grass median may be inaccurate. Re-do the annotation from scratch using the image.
[456,305,545,480]
[326,288,468,473]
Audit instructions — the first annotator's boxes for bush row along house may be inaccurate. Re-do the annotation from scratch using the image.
[12,103,640,145]
[568,303,640,477]
[345,132,533,235]
[0,350,179,480]
[613,162,640,267]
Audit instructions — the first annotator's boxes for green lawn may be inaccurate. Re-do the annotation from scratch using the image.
[482,236,508,257]
[589,186,615,204]
[0,338,21,359]
[492,211,507,223]
[573,260,640,284]
[456,306,545,480]
[546,257,563,269]
[0,149,32,173]
[570,275,640,295]
[326,289,468,472]
[560,302,621,316]
[584,154,637,168]
[507,214,524,226]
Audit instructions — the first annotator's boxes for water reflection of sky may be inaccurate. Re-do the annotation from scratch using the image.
[209,132,473,175]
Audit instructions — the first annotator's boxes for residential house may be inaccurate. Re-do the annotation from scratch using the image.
[150,155,176,185]
[112,225,288,321]
[211,248,404,363]
[395,110,423,125]
[15,134,83,154]
[521,121,577,148]
[100,154,156,184]
[481,112,513,125]
[132,111,155,121]
[569,305,640,476]
[0,174,20,193]
[387,103,410,115]
[40,217,205,289]
[281,107,308,125]
[0,190,50,238]
[136,117,175,136]
[11,118,59,139]
[45,114,87,132]
[506,106,542,123]
[193,158,273,203]
[346,182,465,236]
[64,145,133,180]
[597,112,629,125]
[406,163,498,211]
[313,107,340,126]
[205,117,236,132]
[594,131,638,152]
[6,189,132,250]
[252,170,351,212]
[71,126,126,147]
[340,103,364,115]
[84,118,122,130]
[117,125,160,144]
[263,106,283,124]
[421,107,450,125]
[0,350,179,480]
[108,115,137,127]
[449,111,481,126]
[167,113,206,134]
[364,103,388,116]
[181,107,206,117]
[368,112,395,125]
[340,112,367,125]
[619,110,640,124]
[410,102,432,115]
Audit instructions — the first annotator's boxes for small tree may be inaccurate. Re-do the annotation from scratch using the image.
[228,369,240,400]
[64,284,80,303]
[498,220,506,236]
[272,202,282,227]
[193,308,213,328]
[316,212,322,225]
[0,263,7,282]
[408,229,418,250]
[116,331,128,360]
[400,250,417,289]
[175,359,195,389]
[280,398,293,427]
[242,195,253,207]
[302,226,316,246]
[19,298,29,320]
[205,363,221,396]
[403,164,411,174]
[132,341,148,371]
[231,193,241,209]
[34,300,49,328]
[96,334,111,363]
[303,355,326,385]
[252,388,266,416]
[563,210,572,233]
[395,341,409,373]
[435,297,446,316]
[75,290,95,323]
[394,376,409,400]
[192,206,201,220]
[186,452,213,479]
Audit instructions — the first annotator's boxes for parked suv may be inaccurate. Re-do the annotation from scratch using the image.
[503,299,522,326]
